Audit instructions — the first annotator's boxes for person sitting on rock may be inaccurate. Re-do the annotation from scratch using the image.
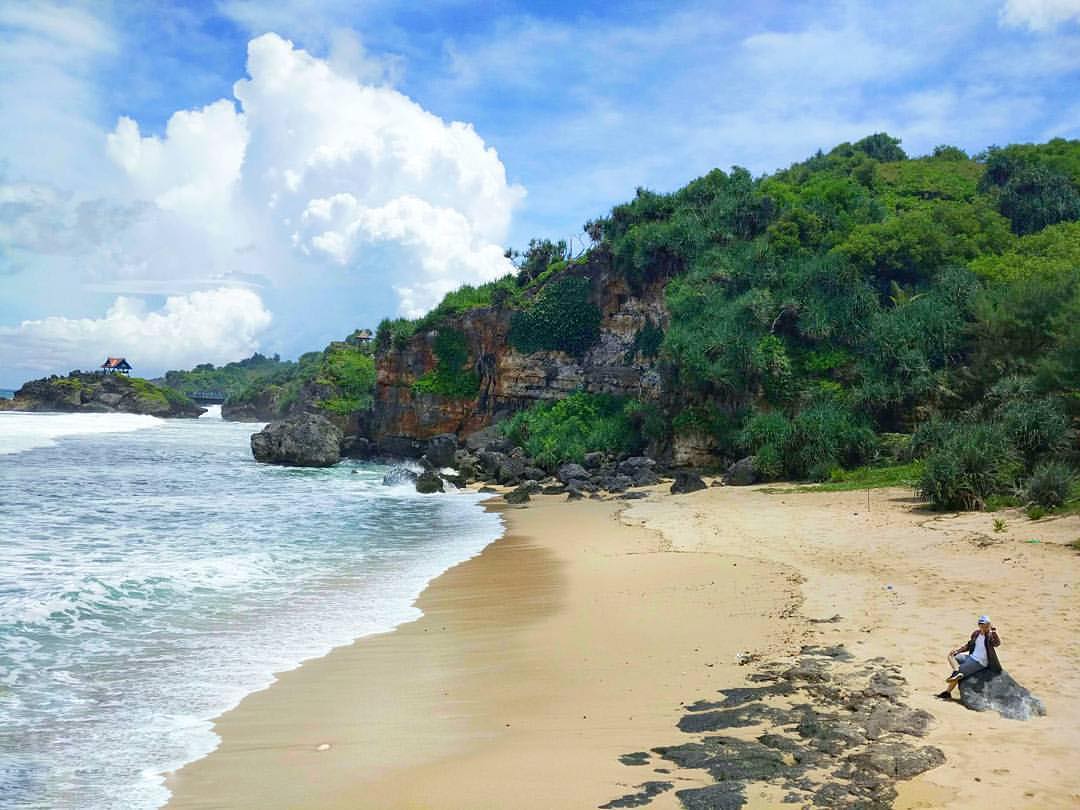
[937,615,1000,699]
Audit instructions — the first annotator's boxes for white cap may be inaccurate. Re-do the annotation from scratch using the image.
[978,615,991,624]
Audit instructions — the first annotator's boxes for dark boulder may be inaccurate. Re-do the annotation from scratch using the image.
[496,457,525,485]
[504,487,531,505]
[723,456,759,486]
[631,468,660,487]
[424,433,458,469]
[415,470,444,494]
[377,435,426,459]
[518,479,542,494]
[617,456,656,476]
[542,484,567,495]
[250,413,343,467]
[670,471,707,494]
[523,466,547,482]
[958,669,1046,720]
[583,451,605,469]
[557,463,590,484]
[341,436,376,458]
[600,474,634,493]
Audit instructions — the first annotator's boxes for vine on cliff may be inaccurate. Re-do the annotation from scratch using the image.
[508,276,601,357]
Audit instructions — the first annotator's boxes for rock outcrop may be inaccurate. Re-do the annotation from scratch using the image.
[250,413,344,467]
[958,669,1046,720]
[723,456,759,486]
[670,471,707,494]
[0,372,205,417]
[372,253,673,453]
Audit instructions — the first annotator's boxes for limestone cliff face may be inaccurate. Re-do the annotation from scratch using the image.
[372,254,669,446]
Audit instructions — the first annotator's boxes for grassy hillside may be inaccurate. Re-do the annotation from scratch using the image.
[386,134,1080,512]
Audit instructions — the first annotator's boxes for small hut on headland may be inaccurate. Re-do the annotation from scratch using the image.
[100,357,132,375]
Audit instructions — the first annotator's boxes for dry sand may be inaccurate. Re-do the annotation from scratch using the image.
[165,485,1080,809]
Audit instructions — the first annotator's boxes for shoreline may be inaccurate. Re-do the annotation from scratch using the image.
[164,491,799,808]
[164,484,1080,809]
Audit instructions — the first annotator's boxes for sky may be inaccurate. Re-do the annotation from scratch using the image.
[1,0,1079,386]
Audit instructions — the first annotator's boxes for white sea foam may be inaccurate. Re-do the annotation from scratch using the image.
[0,419,503,810]
[0,411,162,455]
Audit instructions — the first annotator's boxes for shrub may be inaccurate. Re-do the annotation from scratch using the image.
[740,403,875,481]
[319,344,376,413]
[412,329,480,399]
[916,423,1022,510]
[1024,461,1076,509]
[995,397,1071,466]
[502,392,644,468]
[509,276,601,357]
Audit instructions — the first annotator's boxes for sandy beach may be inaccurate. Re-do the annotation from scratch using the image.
[165,485,1080,809]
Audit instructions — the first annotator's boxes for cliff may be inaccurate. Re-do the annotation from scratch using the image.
[370,251,694,457]
[0,372,206,418]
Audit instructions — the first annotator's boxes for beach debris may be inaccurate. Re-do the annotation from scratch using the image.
[957,669,1046,720]
[809,614,843,624]
[734,651,757,666]
[618,751,651,766]
[316,743,330,751]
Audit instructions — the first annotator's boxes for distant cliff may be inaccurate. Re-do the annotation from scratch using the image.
[0,373,205,418]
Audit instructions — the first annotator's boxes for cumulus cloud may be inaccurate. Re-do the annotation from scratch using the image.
[0,288,272,376]
[1001,0,1080,30]
[102,32,523,315]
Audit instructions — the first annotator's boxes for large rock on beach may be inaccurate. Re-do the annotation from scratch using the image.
[670,471,707,494]
[250,413,343,467]
[414,469,444,494]
[557,463,590,484]
[423,433,458,469]
[958,669,1046,720]
[382,466,419,486]
[723,456,759,486]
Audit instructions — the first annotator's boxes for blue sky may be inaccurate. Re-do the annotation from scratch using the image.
[1,0,1079,386]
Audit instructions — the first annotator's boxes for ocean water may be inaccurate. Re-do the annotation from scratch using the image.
[0,410,502,809]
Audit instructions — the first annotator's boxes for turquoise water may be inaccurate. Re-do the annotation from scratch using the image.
[0,389,14,399]
[0,411,502,809]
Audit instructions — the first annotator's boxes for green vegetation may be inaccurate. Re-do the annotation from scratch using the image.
[318,343,376,414]
[762,460,923,493]
[373,134,1080,504]
[509,275,601,356]
[229,340,375,417]
[129,377,197,410]
[161,353,291,398]
[503,392,645,468]
[412,329,481,399]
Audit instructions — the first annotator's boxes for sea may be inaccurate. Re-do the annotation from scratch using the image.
[0,407,503,809]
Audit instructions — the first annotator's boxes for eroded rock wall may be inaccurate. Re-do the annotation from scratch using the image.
[372,255,669,445]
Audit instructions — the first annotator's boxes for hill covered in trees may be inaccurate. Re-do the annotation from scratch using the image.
[369,134,1079,513]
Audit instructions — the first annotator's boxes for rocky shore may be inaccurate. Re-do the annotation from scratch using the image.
[0,372,205,417]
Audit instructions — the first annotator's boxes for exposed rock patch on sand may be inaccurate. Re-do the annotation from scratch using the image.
[606,645,945,809]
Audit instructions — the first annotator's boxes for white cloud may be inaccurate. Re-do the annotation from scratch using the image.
[106,100,249,230]
[0,288,272,376]
[1001,0,1080,30]
[100,32,522,315]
